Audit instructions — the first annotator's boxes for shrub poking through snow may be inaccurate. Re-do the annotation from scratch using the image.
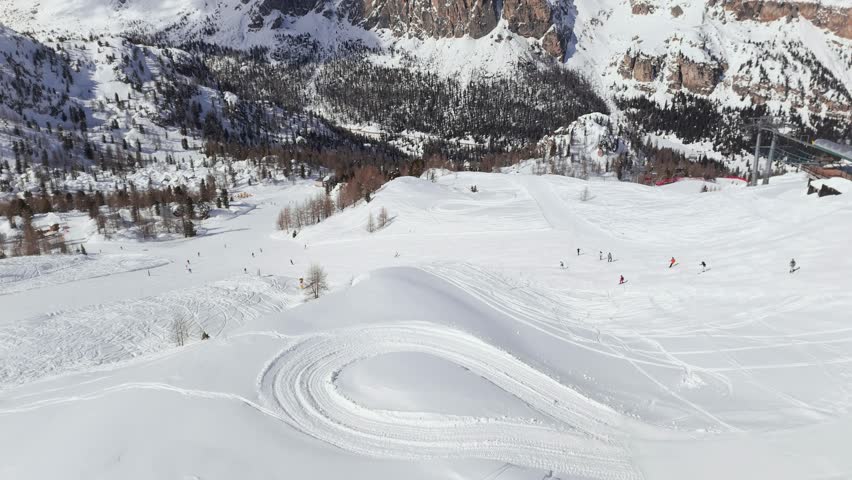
[305,263,329,300]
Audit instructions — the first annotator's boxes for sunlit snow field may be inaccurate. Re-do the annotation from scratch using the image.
[2,172,851,480]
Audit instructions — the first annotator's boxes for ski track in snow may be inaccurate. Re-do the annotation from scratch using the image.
[257,322,644,480]
[420,263,852,430]
[0,254,169,295]
[0,277,289,388]
[421,263,740,431]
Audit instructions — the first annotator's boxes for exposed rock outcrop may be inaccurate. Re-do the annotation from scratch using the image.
[357,0,499,39]
[620,52,664,82]
[631,0,656,15]
[722,0,852,40]
[669,54,724,94]
[541,28,565,59]
[503,0,554,39]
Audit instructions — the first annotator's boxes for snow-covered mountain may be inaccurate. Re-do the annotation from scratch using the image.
[0,0,849,187]
[581,0,852,119]
[2,0,849,119]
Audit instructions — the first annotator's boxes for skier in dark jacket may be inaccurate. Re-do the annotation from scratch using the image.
[789,258,797,273]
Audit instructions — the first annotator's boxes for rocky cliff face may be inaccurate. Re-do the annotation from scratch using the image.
[603,0,850,118]
[620,52,664,83]
[353,0,568,57]
[356,0,499,39]
[630,0,656,15]
[250,0,570,59]
[503,0,554,39]
[721,0,852,40]
[670,54,725,95]
[620,51,724,95]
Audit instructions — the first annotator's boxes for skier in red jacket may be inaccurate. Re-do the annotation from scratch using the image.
[669,257,676,268]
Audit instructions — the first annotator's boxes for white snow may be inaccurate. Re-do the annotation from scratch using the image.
[2,170,852,479]
[811,177,852,194]
[0,253,168,295]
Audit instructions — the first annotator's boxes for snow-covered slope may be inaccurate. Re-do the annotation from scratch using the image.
[3,171,852,479]
[0,24,88,130]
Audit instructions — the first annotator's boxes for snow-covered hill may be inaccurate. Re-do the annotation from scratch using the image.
[2,170,852,479]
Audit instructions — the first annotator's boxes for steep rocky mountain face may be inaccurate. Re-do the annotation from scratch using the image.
[589,0,850,158]
[721,0,852,40]
[352,0,570,58]
[248,0,851,125]
[244,0,571,59]
[612,0,851,101]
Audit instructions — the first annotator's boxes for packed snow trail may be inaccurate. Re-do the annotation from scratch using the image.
[515,175,578,231]
[258,322,643,480]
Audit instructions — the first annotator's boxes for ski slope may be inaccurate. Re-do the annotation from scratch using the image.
[2,172,852,479]
[0,276,290,388]
[259,321,641,479]
[0,254,168,295]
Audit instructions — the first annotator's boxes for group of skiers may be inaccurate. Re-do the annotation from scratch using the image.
[562,251,800,285]
[172,244,276,276]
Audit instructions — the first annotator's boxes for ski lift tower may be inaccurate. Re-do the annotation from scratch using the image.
[746,115,852,185]
[746,116,794,186]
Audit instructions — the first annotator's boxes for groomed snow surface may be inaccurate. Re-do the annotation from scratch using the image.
[2,172,852,479]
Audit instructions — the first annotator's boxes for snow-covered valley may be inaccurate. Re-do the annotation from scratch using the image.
[2,170,851,479]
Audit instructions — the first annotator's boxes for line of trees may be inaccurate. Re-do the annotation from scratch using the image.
[0,178,229,257]
[276,192,335,233]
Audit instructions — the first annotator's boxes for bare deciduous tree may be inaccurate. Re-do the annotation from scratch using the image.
[276,207,291,231]
[377,207,389,229]
[305,263,329,299]
[366,212,375,233]
[21,214,40,256]
[172,317,191,346]
[580,186,591,202]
